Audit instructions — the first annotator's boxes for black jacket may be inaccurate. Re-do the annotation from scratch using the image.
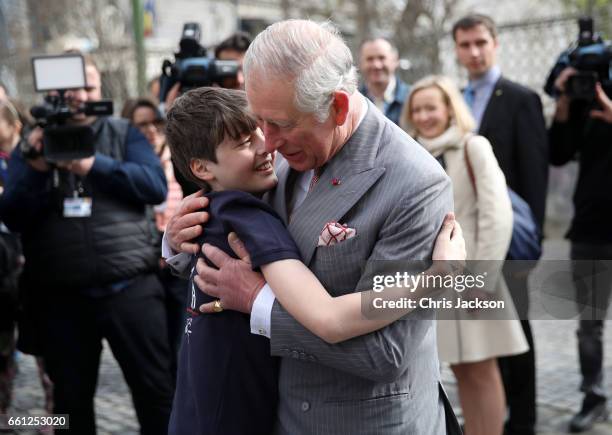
[0,117,167,290]
[478,77,549,231]
[550,107,612,243]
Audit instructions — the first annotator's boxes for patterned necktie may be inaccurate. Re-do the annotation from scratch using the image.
[287,167,322,223]
[308,167,323,192]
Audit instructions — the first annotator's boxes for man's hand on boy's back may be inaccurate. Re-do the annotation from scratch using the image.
[166,190,210,254]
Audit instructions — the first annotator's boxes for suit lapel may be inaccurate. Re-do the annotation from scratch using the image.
[288,167,385,265]
[287,100,386,265]
[479,77,505,134]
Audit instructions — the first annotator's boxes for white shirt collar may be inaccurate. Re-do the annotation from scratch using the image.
[371,76,396,110]
[383,75,397,104]
[469,65,501,92]
[357,92,369,126]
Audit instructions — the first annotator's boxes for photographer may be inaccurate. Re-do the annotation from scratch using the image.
[162,25,247,109]
[549,67,612,432]
[0,55,174,435]
[214,31,251,90]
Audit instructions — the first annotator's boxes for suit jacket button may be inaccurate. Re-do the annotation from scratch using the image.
[291,350,299,359]
[301,401,310,412]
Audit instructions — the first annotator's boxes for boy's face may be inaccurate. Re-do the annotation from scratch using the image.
[200,127,277,194]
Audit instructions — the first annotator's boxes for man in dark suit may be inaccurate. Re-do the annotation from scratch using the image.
[453,14,549,435]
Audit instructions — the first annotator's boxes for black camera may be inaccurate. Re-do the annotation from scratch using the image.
[159,23,240,102]
[545,17,612,101]
[22,54,113,162]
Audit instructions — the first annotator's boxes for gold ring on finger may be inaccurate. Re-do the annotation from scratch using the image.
[213,299,223,313]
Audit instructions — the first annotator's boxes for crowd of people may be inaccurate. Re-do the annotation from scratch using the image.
[0,11,611,435]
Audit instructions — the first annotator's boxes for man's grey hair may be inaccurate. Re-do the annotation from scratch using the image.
[243,19,358,122]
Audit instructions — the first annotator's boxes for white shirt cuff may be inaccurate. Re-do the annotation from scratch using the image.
[165,252,192,275]
[250,283,275,339]
[161,232,192,274]
[161,231,176,259]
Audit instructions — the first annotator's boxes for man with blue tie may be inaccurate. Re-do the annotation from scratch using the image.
[453,13,549,435]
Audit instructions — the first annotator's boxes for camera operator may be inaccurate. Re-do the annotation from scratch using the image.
[161,28,251,197]
[0,55,174,435]
[162,27,250,109]
[549,67,612,432]
[214,31,251,90]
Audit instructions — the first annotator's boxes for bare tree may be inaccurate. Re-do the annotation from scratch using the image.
[394,0,461,81]
[561,0,612,38]
[7,0,135,108]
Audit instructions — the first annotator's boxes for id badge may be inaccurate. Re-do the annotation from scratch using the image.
[63,197,92,217]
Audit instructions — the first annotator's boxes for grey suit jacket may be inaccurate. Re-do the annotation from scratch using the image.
[267,100,454,434]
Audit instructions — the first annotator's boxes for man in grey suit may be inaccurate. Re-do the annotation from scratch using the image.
[165,19,459,434]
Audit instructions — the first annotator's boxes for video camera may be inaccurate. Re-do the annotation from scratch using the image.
[545,17,612,101]
[159,23,240,102]
[22,54,113,162]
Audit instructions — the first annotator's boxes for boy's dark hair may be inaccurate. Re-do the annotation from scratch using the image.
[452,14,497,41]
[214,32,252,58]
[165,87,257,190]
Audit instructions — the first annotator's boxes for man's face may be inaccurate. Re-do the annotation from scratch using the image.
[454,24,498,79]
[359,39,399,89]
[64,65,102,124]
[246,74,339,172]
[217,49,245,90]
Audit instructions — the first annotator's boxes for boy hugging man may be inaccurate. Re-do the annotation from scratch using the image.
[165,87,300,435]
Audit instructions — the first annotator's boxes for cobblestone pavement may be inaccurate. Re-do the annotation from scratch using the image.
[5,238,612,434]
[442,236,612,434]
[442,317,612,434]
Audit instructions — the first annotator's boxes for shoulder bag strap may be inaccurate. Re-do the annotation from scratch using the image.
[463,133,477,197]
